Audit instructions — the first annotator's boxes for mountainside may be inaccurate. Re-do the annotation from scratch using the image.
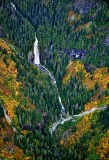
[0,39,62,159]
[0,0,109,159]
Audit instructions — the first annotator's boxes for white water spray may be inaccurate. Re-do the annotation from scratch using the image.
[58,96,65,110]
[2,106,16,132]
[31,34,65,113]
[49,106,107,134]
[2,106,11,124]
[11,2,17,11]
[33,34,40,65]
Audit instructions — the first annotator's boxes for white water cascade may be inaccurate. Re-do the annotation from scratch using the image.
[58,96,65,111]
[11,2,17,11]
[49,106,107,134]
[2,106,11,124]
[33,34,40,65]
[2,106,16,132]
[29,34,65,116]
[29,34,107,134]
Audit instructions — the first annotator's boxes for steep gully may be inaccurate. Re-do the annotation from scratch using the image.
[2,3,107,133]
[30,34,66,115]
[2,34,107,134]
[29,34,107,134]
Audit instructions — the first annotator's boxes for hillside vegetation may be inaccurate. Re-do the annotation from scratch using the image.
[0,40,62,159]
[0,0,109,159]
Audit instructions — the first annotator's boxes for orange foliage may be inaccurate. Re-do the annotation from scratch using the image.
[0,141,31,160]
[20,130,27,135]
[74,22,91,32]
[86,34,92,39]
[68,10,81,27]
[0,40,12,54]
[68,10,75,27]
[60,140,64,145]
[0,40,34,160]
[63,61,109,111]
[68,11,75,17]
[61,115,92,147]
[0,55,19,119]
[0,118,31,160]
[63,61,87,85]
[63,62,76,84]
[84,96,109,111]
[84,68,109,111]
[96,130,109,159]
[93,68,109,90]
[0,40,35,121]
[61,112,109,160]
[63,61,109,90]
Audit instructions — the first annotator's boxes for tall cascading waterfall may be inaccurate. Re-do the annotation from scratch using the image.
[31,34,65,115]
[33,34,40,65]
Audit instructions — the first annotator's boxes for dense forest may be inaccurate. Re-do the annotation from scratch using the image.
[0,0,109,159]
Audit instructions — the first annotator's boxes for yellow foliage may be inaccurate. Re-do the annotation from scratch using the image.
[0,52,19,119]
[96,130,109,159]
[84,96,109,111]
[20,130,27,135]
[93,68,109,90]
[62,115,92,147]
[63,61,109,90]
[68,10,81,27]
[0,40,33,160]
[60,140,64,145]
[0,118,26,160]
[0,40,12,54]
[74,22,91,32]
[68,10,76,27]
[63,61,109,111]
[0,40,35,122]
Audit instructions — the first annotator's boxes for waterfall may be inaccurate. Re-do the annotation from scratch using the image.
[28,34,107,134]
[38,65,56,84]
[33,34,40,65]
[58,96,65,110]
[30,33,65,115]
[2,106,16,132]
[11,2,17,11]
[2,106,12,124]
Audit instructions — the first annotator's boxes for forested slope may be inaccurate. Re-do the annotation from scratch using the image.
[0,0,109,159]
[0,39,62,159]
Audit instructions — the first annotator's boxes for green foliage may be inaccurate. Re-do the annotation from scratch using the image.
[0,0,109,159]
[0,104,4,118]
[61,76,95,115]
